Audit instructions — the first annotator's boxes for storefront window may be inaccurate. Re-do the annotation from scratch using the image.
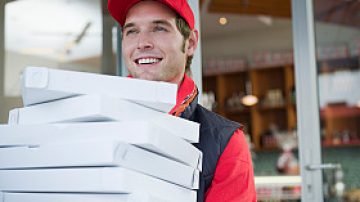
[314,0,360,200]
[5,0,103,96]
[200,2,301,201]
[1,0,116,122]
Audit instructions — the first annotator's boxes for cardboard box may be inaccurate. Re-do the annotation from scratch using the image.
[0,167,196,202]
[0,122,202,171]
[21,67,177,112]
[1,192,169,202]
[8,95,199,143]
[0,140,199,189]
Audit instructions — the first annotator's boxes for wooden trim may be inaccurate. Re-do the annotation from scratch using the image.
[209,0,291,18]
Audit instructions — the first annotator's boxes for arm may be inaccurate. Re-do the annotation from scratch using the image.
[205,129,257,202]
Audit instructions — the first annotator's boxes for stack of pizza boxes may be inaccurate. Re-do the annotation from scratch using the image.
[0,67,202,202]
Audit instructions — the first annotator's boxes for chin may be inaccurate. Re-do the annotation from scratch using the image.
[136,73,158,81]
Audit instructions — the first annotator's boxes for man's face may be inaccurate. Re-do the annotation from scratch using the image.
[122,1,191,85]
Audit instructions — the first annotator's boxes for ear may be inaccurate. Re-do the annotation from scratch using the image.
[186,29,199,56]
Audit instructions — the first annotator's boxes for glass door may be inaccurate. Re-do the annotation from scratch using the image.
[292,0,360,201]
[314,0,360,201]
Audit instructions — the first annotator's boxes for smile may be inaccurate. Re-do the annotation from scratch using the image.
[135,58,162,65]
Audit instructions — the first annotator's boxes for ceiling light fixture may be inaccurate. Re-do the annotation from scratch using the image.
[219,17,228,25]
[242,95,259,107]
[241,80,258,107]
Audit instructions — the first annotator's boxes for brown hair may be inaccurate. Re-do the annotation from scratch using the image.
[175,15,194,76]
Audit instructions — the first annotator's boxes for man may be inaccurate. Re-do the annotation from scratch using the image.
[108,0,256,201]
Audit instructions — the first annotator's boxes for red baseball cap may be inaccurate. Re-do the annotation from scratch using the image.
[108,0,195,30]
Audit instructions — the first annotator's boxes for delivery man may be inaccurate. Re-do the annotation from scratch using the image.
[108,0,256,201]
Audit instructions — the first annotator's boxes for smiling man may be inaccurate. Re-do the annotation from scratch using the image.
[108,0,256,201]
[121,1,194,84]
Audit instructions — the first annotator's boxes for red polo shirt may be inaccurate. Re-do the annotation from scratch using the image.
[171,75,257,202]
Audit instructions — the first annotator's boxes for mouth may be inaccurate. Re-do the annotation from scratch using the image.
[134,57,162,65]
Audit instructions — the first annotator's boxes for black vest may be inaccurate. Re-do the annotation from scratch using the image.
[180,97,241,202]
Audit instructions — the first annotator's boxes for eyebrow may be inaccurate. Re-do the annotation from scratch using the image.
[152,19,172,28]
[123,22,135,31]
[123,19,173,31]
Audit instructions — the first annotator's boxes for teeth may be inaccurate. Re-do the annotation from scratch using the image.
[138,58,160,64]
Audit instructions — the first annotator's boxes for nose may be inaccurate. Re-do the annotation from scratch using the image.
[137,32,154,51]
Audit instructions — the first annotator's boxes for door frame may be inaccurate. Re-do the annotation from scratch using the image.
[291,0,324,201]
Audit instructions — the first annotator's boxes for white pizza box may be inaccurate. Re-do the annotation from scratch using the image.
[0,122,202,171]
[0,140,199,189]
[21,66,177,112]
[0,167,196,202]
[8,94,199,143]
[1,192,169,202]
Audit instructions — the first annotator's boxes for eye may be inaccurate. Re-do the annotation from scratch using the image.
[125,28,138,36]
[153,26,168,32]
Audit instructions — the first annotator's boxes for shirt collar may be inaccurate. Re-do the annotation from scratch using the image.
[169,74,197,115]
[127,74,196,115]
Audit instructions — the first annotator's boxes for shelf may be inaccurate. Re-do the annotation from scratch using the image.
[255,175,301,187]
[322,141,360,148]
[203,57,360,151]
[320,105,360,119]
[250,63,292,70]
[257,139,360,151]
[203,69,248,77]
[202,64,296,150]
[255,104,287,111]
[255,176,301,201]
[255,146,280,152]
[318,56,359,73]
[224,107,251,115]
